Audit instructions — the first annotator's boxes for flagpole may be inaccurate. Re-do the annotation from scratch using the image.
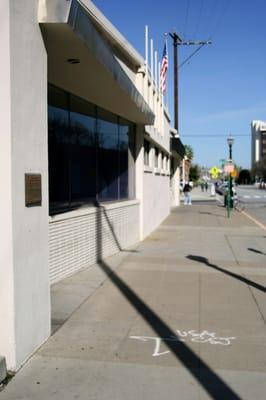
[165,33,169,110]
[145,26,149,102]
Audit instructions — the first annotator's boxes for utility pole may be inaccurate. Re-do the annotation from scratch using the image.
[168,33,211,134]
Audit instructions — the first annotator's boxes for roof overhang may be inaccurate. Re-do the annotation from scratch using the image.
[171,137,185,159]
[39,0,154,124]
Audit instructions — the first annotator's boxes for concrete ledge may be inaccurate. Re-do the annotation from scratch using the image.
[49,199,140,222]
[0,356,7,383]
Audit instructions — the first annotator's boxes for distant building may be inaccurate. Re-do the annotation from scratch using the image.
[0,0,184,371]
[251,120,266,167]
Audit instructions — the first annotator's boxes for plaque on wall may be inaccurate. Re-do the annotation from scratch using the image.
[25,174,42,207]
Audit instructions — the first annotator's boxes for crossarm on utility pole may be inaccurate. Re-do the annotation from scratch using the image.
[168,32,212,136]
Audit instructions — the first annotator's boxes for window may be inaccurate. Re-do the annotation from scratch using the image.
[98,109,119,201]
[48,85,135,214]
[144,139,150,166]
[119,119,131,198]
[166,155,169,172]
[154,147,159,168]
[69,95,97,204]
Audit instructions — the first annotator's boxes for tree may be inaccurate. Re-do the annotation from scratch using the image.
[189,164,200,182]
[237,169,251,184]
[184,144,194,161]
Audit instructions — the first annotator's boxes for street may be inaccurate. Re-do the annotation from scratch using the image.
[215,184,266,228]
[236,185,266,226]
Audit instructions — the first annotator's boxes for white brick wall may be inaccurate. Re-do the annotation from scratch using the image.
[49,201,140,284]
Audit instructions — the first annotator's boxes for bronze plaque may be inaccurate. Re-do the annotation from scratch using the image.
[25,174,42,207]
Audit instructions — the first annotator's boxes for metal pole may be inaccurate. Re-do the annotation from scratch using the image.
[227,143,232,218]
[169,33,181,133]
[169,33,211,135]
[227,175,231,218]
[173,37,178,133]
[229,144,232,160]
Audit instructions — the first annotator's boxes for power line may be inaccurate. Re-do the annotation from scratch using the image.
[183,0,190,38]
[182,134,249,137]
[179,43,206,69]
[208,0,232,40]
[193,0,204,38]
[168,32,211,134]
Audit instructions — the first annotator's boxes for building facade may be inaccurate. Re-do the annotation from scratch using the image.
[0,0,184,371]
[251,120,266,167]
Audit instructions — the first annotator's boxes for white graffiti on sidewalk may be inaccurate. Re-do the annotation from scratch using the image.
[176,330,236,345]
[130,330,236,357]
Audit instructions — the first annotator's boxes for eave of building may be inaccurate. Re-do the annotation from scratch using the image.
[39,0,154,125]
[170,137,185,159]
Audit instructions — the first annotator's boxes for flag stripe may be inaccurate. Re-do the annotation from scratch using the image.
[160,41,168,94]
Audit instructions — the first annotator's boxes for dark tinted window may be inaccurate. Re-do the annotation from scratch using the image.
[144,139,150,166]
[69,96,96,204]
[119,121,130,198]
[155,147,159,168]
[48,104,70,210]
[98,109,119,201]
[48,85,135,214]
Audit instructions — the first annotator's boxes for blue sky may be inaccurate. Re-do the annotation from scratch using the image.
[93,0,266,169]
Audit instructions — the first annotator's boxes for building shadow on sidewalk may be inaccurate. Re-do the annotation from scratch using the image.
[248,247,266,256]
[95,204,242,400]
[186,255,266,293]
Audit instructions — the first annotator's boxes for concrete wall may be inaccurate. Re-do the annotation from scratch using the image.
[143,172,170,238]
[0,0,50,371]
[0,0,16,370]
[170,161,181,207]
[49,202,140,284]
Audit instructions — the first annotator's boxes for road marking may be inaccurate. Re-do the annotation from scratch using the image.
[130,330,236,357]
[241,194,266,199]
[241,210,266,230]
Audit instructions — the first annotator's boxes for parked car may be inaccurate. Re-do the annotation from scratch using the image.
[216,182,237,197]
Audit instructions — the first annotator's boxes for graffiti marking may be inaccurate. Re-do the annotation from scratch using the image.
[130,330,236,357]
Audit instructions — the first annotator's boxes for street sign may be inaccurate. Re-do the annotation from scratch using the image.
[224,163,234,173]
[210,166,220,179]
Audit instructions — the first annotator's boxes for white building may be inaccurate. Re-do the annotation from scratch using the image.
[251,120,266,167]
[0,0,184,372]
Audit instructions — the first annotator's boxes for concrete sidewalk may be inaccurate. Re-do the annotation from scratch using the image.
[1,200,266,399]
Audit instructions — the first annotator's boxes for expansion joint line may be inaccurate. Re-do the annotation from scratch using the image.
[225,235,266,325]
[247,284,266,326]
[225,234,239,266]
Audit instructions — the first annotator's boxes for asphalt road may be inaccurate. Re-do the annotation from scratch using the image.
[236,185,266,226]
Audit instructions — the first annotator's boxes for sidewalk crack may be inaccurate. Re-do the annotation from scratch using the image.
[225,234,240,265]
[225,235,266,325]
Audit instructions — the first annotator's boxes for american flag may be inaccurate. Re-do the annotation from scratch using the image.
[160,41,168,95]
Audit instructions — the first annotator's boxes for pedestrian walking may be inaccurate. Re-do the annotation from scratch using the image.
[204,181,208,192]
[183,182,192,205]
